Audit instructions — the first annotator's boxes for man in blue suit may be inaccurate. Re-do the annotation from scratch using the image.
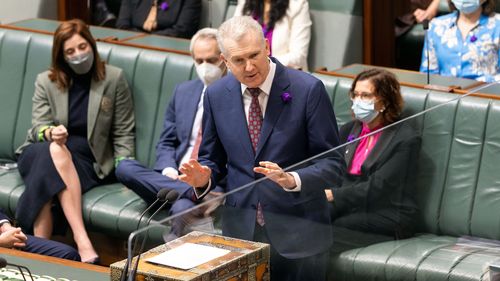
[115,28,226,236]
[0,210,79,260]
[179,16,345,281]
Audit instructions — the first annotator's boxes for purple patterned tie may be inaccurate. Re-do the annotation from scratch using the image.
[247,88,263,151]
[247,88,265,226]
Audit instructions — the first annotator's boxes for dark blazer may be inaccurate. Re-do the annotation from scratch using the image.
[154,79,224,193]
[197,58,345,259]
[154,79,204,172]
[116,0,201,38]
[332,120,420,223]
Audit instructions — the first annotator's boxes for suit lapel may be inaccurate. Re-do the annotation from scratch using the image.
[225,76,255,159]
[362,124,398,171]
[180,80,204,141]
[255,60,289,158]
[87,78,104,140]
[344,122,362,167]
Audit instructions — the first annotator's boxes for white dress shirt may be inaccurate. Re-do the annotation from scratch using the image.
[162,86,206,178]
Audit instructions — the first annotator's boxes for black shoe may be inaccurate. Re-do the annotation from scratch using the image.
[84,256,101,265]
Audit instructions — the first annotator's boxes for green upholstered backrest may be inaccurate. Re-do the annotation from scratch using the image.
[308,0,363,71]
[0,27,195,169]
[315,71,500,241]
[200,0,230,28]
[0,29,53,159]
[0,27,195,233]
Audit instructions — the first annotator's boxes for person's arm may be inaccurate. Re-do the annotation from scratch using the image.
[233,0,245,16]
[154,88,180,173]
[179,88,227,199]
[153,0,201,38]
[284,79,345,197]
[333,128,421,212]
[413,0,441,23]
[273,0,312,69]
[30,73,57,143]
[112,70,136,167]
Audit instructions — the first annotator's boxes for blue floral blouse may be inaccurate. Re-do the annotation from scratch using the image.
[420,11,500,82]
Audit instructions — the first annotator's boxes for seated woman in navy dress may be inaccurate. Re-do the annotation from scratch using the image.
[15,19,135,263]
[325,69,420,243]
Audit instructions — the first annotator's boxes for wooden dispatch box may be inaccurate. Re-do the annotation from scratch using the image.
[110,231,270,281]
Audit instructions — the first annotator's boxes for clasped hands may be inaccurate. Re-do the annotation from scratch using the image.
[46,125,68,145]
[179,160,296,190]
[0,223,27,249]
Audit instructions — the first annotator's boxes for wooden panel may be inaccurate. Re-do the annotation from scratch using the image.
[110,231,270,281]
[57,0,90,22]
[362,0,411,67]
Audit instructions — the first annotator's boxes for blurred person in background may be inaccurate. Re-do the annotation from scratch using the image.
[420,0,500,81]
[116,0,201,38]
[233,0,311,70]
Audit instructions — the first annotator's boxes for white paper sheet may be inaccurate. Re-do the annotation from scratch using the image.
[145,243,231,270]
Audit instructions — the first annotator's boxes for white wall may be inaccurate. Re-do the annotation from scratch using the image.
[0,0,57,24]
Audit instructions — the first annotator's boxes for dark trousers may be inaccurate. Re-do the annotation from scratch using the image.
[115,159,190,205]
[25,235,80,261]
[253,224,328,281]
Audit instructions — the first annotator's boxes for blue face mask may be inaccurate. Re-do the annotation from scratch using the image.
[452,0,482,14]
[351,99,379,124]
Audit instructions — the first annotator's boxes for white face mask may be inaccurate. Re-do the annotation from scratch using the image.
[65,51,94,75]
[351,99,379,124]
[452,0,483,14]
[195,62,224,86]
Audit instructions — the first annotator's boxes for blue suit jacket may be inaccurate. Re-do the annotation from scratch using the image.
[198,58,345,258]
[154,79,204,172]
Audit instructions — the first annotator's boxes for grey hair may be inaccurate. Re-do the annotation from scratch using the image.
[217,16,265,56]
[189,27,219,55]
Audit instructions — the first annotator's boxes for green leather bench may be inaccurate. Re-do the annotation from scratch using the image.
[314,71,500,280]
[308,0,363,71]
[0,27,195,240]
[2,26,500,280]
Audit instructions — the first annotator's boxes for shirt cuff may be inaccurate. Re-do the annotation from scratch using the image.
[283,172,301,192]
[162,167,179,177]
[194,179,212,199]
[0,219,11,230]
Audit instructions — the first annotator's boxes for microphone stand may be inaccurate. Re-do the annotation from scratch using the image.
[120,189,170,281]
[423,19,430,85]
[0,257,34,281]
[128,190,179,281]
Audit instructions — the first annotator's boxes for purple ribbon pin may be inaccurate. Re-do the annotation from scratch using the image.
[281,92,292,103]
[160,1,169,11]
[470,35,477,43]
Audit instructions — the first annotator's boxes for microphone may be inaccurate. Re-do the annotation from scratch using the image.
[0,257,34,281]
[128,190,179,281]
[120,188,173,281]
[422,19,430,85]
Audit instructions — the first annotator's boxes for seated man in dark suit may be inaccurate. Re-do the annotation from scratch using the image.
[116,27,227,237]
[116,0,201,38]
[0,211,79,261]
